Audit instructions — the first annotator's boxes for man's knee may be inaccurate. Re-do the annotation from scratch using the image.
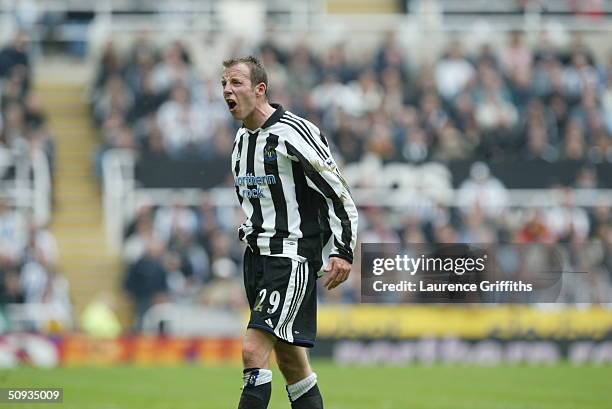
[242,341,267,367]
[275,353,293,373]
[242,329,276,368]
[275,345,311,383]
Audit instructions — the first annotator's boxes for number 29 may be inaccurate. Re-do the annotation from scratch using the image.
[253,289,281,314]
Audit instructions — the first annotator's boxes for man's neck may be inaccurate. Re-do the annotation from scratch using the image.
[243,102,276,131]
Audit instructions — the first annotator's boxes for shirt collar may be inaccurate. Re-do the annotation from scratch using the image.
[242,103,284,132]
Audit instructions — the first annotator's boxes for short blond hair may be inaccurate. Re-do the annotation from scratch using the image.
[223,55,268,92]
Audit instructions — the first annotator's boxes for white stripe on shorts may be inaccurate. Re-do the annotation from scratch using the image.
[283,262,308,342]
[274,259,298,342]
[274,259,308,343]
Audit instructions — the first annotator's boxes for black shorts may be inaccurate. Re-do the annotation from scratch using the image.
[243,247,317,348]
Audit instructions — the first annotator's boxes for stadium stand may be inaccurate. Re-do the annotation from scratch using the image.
[1,1,611,335]
[88,25,612,329]
[0,31,66,332]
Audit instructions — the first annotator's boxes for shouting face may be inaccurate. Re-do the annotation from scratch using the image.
[222,62,263,121]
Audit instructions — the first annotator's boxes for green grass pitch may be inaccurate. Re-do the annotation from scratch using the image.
[1,361,610,409]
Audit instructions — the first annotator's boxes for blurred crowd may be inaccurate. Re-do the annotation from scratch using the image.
[121,197,246,329]
[0,33,66,323]
[92,30,612,167]
[0,31,55,175]
[336,159,610,302]
[120,163,612,317]
[88,30,612,327]
[0,198,67,309]
[90,38,231,181]
[0,3,609,336]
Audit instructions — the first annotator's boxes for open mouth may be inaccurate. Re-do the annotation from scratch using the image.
[226,99,237,111]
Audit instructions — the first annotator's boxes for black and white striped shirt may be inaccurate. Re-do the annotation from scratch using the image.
[231,104,358,271]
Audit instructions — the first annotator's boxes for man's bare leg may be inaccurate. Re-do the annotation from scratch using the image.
[237,328,277,409]
[274,341,323,408]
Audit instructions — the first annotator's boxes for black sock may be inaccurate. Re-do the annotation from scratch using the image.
[238,368,272,409]
[290,384,323,409]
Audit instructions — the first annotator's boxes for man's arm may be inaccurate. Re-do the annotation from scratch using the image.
[281,116,358,289]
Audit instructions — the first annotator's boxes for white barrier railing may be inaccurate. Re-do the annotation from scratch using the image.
[102,149,136,252]
[141,303,244,337]
[2,303,73,333]
[31,149,52,226]
[101,149,612,250]
[2,0,612,53]
[0,147,51,227]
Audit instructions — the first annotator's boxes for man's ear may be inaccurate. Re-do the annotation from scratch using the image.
[256,82,267,97]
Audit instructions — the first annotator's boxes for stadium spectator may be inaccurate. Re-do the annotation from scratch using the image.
[20,259,49,303]
[517,210,554,243]
[23,219,58,270]
[360,208,400,243]
[170,229,210,283]
[156,84,209,157]
[163,250,197,303]
[286,42,320,101]
[0,268,25,304]
[349,69,384,115]
[200,257,243,310]
[123,239,169,330]
[457,162,509,218]
[474,67,518,132]
[1,102,27,147]
[435,40,475,101]
[38,269,71,323]
[500,31,532,82]
[0,198,26,265]
[80,292,122,339]
[432,124,472,161]
[151,41,196,93]
[93,75,134,125]
[0,31,29,87]
[93,41,122,92]
[153,197,198,243]
[545,188,590,241]
[524,123,558,161]
[123,205,158,265]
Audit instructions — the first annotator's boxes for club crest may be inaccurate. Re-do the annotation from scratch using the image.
[263,147,277,163]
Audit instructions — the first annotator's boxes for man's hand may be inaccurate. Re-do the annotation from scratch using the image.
[322,257,352,290]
